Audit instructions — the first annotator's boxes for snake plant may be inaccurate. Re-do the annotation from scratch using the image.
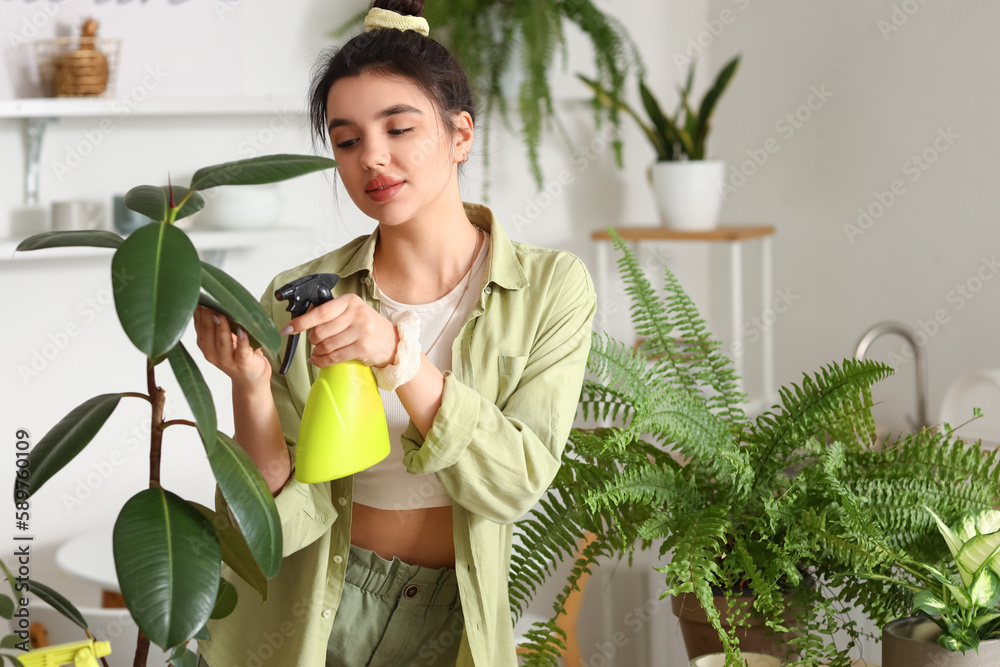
[509,229,1000,666]
[579,55,740,162]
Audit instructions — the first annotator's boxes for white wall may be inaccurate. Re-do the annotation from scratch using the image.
[704,0,1000,440]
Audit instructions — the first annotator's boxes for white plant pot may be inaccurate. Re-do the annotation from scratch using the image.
[650,160,726,230]
[194,184,282,230]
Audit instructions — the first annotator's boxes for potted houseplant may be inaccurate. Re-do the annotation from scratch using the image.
[3,154,338,667]
[578,55,740,229]
[509,230,1000,666]
[846,505,1000,666]
[334,1,643,192]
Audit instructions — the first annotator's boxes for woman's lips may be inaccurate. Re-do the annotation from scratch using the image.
[365,176,404,202]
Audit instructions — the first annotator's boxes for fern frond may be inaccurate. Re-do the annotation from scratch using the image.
[516,620,565,667]
[656,258,747,426]
[607,230,701,396]
[632,389,751,493]
[749,358,893,489]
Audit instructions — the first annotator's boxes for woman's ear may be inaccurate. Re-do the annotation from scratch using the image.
[453,111,474,163]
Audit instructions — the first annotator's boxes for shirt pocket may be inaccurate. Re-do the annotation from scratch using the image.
[496,354,528,408]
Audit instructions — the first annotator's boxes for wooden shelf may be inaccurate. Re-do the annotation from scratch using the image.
[0,95,305,120]
[0,227,314,262]
[591,225,775,242]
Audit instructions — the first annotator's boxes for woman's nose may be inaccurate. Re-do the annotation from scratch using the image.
[359,137,389,170]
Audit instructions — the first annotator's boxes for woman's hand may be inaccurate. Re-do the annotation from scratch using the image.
[280,294,398,369]
[193,305,272,388]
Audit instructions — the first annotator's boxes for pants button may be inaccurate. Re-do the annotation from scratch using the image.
[404,585,419,599]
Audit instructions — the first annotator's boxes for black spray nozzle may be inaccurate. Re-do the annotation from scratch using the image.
[274,273,340,375]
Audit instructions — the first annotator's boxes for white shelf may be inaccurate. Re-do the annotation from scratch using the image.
[0,95,305,119]
[0,227,314,262]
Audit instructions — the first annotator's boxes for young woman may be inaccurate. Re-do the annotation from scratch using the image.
[194,1,595,665]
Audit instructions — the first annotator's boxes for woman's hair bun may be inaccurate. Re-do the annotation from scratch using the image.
[372,0,424,18]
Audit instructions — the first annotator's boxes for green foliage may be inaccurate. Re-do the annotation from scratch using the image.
[849,506,1000,654]
[12,154,338,662]
[578,55,740,162]
[510,228,1000,666]
[334,1,642,190]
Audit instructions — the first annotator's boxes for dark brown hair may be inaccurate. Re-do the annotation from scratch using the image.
[308,0,476,151]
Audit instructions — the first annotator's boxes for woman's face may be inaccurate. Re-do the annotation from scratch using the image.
[325,72,471,226]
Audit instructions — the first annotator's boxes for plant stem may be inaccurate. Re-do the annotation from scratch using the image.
[146,359,165,489]
[122,392,152,403]
[162,419,197,429]
[132,628,150,667]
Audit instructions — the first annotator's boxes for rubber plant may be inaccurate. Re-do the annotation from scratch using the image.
[509,229,1000,666]
[334,0,642,191]
[4,154,337,667]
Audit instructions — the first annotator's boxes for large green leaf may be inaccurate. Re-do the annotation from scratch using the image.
[928,507,969,584]
[21,394,122,498]
[28,579,90,632]
[206,433,282,578]
[168,643,198,667]
[125,185,205,223]
[113,488,221,649]
[0,595,13,620]
[198,294,263,351]
[111,222,201,359]
[188,502,269,601]
[912,589,947,616]
[166,343,216,447]
[957,509,1000,541]
[210,578,237,620]
[969,568,1000,609]
[200,262,280,355]
[16,230,123,252]
[189,154,338,191]
[960,533,1000,580]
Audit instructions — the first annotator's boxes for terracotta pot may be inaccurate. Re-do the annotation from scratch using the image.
[671,591,798,660]
[882,617,1000,667]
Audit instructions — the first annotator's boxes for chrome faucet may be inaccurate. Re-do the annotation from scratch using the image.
[853,321,929,431]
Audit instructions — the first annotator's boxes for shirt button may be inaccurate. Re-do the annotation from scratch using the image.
[338,497,347,506]
[333,555,343,564]
[404,585,419,599]
[484,286,492,295]
[321,609,332,619]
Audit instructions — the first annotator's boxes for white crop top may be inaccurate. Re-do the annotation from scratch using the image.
[351,231,491,510]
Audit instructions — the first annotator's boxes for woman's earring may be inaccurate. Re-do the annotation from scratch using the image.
[459,153,469,165]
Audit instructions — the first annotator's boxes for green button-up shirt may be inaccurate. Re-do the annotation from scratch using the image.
[198,203,595,667]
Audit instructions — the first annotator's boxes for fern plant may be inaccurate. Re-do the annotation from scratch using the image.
[334,0,642,191]
[509,229,1000,666]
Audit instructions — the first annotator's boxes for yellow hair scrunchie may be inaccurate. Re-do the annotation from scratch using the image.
[363,7,430,37]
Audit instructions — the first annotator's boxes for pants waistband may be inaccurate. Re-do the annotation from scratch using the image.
[345,543,460,608]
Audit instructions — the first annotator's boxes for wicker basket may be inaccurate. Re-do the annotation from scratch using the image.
[33,37,121,97]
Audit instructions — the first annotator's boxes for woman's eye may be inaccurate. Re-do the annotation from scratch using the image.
[334,138,359,149]
[388,127,414,136]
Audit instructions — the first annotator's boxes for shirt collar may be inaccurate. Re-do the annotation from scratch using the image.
[337,202,528,291]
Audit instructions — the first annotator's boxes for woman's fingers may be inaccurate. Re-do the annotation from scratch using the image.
[233,325,254,362]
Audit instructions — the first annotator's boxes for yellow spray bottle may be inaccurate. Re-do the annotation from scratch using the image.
[275,273,390,483]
